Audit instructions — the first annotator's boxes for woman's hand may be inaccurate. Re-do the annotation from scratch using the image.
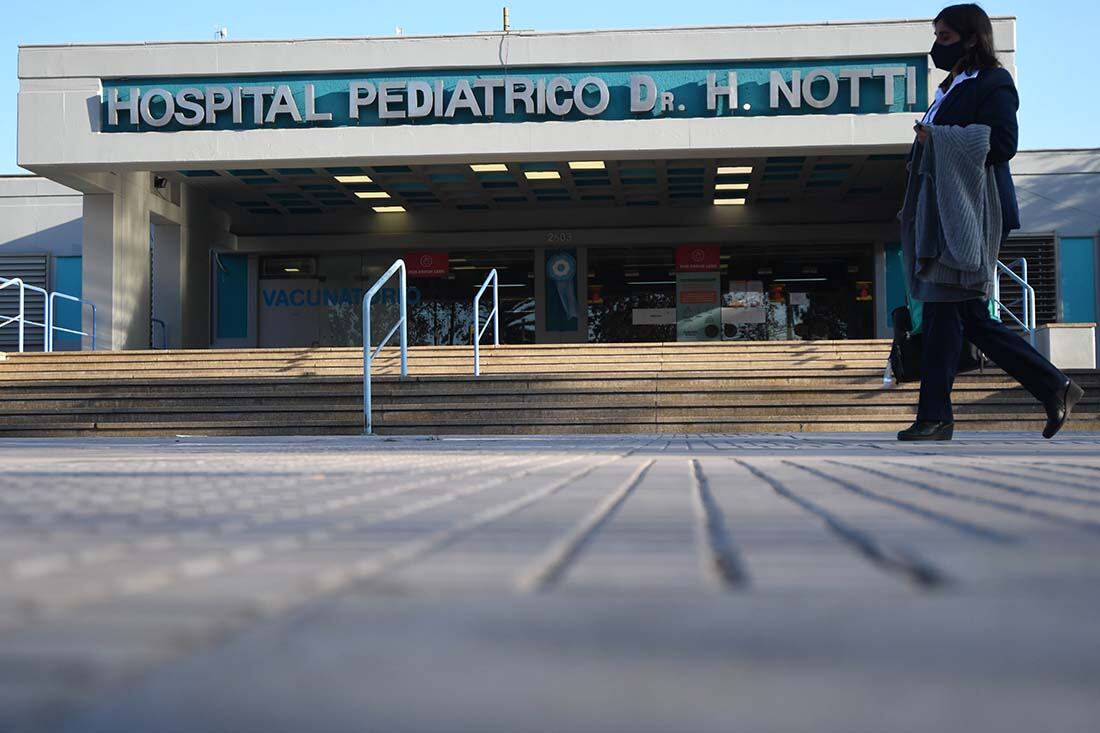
[914,123,929,145]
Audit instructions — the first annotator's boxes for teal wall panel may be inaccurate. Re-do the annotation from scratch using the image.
[53,257,82,348]
[1059,237,1098,323]
[216,254,249,340]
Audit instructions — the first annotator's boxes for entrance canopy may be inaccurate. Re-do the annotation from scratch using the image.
[14,17,1016,350]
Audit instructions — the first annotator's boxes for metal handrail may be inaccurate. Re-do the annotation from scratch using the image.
[48,291,97,352]
[362,259,408,435]
[473,268,500,376]
[151,318,167,349]
[0,276,26,352]
[994,258,1036,345]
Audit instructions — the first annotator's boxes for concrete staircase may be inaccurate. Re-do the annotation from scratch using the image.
[0,341,1097,436]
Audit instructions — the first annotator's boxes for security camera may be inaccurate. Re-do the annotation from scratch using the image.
[153,176,168,190]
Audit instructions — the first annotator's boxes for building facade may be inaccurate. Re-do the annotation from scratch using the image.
[4,17,1097,354]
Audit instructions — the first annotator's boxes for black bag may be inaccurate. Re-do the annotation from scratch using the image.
[889,306,984,383]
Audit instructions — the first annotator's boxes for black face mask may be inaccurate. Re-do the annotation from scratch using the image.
[930,40,966,72]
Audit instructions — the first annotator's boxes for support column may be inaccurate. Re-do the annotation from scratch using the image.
[80,172,153,350]
[151,218,183,348]
[178,184,235,348]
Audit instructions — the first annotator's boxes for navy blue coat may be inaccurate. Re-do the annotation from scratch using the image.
[919,66,1022,232]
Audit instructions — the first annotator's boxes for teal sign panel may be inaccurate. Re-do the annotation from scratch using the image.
[101,57,928,133]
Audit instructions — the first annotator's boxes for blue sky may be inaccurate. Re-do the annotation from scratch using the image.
[2,0,1096,174]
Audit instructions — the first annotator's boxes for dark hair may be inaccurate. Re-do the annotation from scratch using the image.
[934,4,1001,86]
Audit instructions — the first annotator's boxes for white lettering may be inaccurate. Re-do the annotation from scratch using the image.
[445,79,483,117]
[473,78,504,116]
[140,88,175,127]
[630,75,657,113]
[536,78,547,115]
[706,72,738,112]
[304,83,332,122]
[433,80,445,117]
[802,68,838,109]
[660,91,675,112]
[838,68,872,107]
[546,77,573,115]
[906,66,917,105]
[770,70,801,109]
[174,87,205,126]
[407,81,433,118]
[241,86,274,125]
[204,86,232,124]
[573,76,609,116]
[378,81,406,119]
[874,67,907,107]
[266,85,303,123]
[505,77,535,114]
[348,82,377,120]
[107,87,141,126]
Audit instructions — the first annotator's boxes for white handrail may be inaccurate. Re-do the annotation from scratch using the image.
[362,259,408,435]
[0,276,26,352]
[994,258,1036,345]
[473,268,499,376]
[48,291,97,352]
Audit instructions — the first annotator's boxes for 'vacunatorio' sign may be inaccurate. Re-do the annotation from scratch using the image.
[102,58,927,132]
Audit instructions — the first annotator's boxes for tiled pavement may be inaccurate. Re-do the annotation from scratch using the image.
[1,433,1099,732]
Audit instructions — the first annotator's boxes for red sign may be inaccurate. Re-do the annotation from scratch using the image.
[680,290,718,305]
[407,252,449,277]
[675,245,720,272]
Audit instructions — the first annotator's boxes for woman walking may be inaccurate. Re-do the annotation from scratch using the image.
[897,3,1083,441]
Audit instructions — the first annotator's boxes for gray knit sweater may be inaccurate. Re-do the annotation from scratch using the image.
[899,123,1003,302]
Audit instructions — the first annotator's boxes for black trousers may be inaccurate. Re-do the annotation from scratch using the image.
[918,298,1066,422]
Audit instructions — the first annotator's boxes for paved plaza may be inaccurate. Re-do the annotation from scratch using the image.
[1,432,1100,732]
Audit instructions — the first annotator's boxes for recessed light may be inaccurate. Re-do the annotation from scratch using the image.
[471,164,508,172]
[714,198,747,206]
[283,267,301,273]
[525,171,561,180]
[372,205,406,213]
[354,191,391,199]
[716,183,750,191]
[717,166,753,175]
[569,161,605,170]
[335,175,373,183]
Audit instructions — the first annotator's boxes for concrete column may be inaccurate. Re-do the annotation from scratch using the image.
[178,184,235,348]
[151,219,183,348]
[80,172,153,350]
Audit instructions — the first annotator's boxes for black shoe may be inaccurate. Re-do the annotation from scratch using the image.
[1042,380,1084,439]
[897,420,955,441]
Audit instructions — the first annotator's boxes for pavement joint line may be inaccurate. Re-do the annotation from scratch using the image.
[796,460,1018,544]
[1,452,527,584]
[733,458,948,589]
[515,458,656,593]
[1002,460,1100,488]
[838,460,1100,535]
[113,453,567,594]
[328,452,628,593]
[877,460,1100,513]
[959,460,1100,495]
[4,453,567,623]
[690,458,750,590]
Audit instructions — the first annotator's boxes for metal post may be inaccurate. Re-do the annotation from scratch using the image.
[90,303,97,351]
[474,304,481,377]
[17,283,24,353]
[362,259,408,434]
[493,272,500,346]
[363,292,372,433]
[399,265,408,378]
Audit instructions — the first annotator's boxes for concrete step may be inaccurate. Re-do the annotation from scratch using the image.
[1,387,1085,412]
[1,341,1095,437]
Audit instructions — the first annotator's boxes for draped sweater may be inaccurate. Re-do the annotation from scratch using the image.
[899,123,1003,302]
